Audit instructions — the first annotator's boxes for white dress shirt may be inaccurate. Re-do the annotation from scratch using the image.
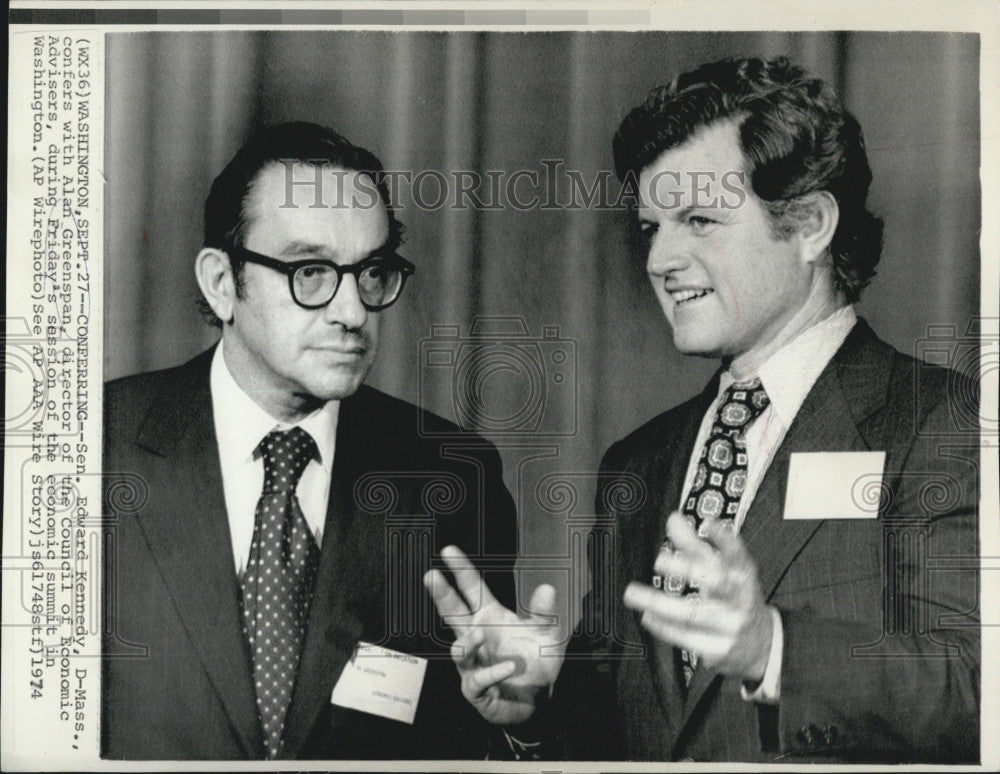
[210,340,339,576]
[676,305,858,702]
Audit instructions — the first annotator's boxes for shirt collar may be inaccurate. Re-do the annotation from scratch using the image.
[210,338,339,475]
[719,305,857,427]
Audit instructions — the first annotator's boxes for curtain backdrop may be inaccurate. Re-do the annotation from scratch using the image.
[105,31,981,618]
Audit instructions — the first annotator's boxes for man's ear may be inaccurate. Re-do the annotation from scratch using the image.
[195,248,237,324]
[796,191,839,265]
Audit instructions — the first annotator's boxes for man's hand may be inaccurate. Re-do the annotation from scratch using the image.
[423,545,566,725]
[623,512,774,682]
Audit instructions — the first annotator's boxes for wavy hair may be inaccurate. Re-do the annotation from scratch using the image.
[613,57,883,302]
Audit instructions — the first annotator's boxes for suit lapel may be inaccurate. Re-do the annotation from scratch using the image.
[639,377,720,740]
[674,320,894,747]
[280,388,373,757]
[641,374,722,579]
[745,318,893,599]
[742,369,867,595]
[132,350,263,758]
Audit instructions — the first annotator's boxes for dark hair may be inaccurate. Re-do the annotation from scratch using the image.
[200,121,404,325]
[613,56,883,302]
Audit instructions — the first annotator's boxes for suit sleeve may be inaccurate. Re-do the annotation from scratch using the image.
[427,440,520,760]
[534,440,628,760]
[480,443,518,612]
[775,376,980,762]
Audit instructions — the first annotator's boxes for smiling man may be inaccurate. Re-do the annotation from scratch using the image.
[426,57,980,763]
[102,122,516,760]
[635,118,841,374]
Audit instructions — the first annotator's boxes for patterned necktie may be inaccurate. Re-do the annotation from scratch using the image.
[241,427,321,758]
[654,377,770,689]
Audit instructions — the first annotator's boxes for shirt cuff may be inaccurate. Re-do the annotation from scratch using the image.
[740,605,782,704]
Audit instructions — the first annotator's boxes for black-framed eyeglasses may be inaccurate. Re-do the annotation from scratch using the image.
[225,244,415,311]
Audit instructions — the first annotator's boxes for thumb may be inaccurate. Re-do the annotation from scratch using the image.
[528,584,568,662]
[528,583,557,615]
[527,583,559,631]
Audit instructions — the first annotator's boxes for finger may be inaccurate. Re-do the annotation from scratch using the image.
[694,522,761,600]
[652,539,687,592]
[527,583,558,618]
[623,582,668,615]
[698,517,743,558]
[440,545,499,610]
[463,661,518,699]
[451,629,485,669]
[665,512,715,563]
[625,584,694,622]
[525,583,562,645]
[625,584,729,633]
[636,596,703,649]
[639,616,727,661]
[423,568,473,626]
[653,546,693,582]
[653,538,674,565]
[479,684,500,707]
[653,549,716,593]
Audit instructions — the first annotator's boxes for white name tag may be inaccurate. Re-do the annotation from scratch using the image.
[331,642,428,725]
[784,451,886,520]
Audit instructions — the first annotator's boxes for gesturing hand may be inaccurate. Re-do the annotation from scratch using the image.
[623,512,774,682]
[423,545,566,725]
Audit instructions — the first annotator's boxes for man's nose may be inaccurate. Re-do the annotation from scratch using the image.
[323,274,369,329]
[646,229,690,276]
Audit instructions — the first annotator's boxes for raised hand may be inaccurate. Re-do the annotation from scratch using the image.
[623,511,774,682]
[423,545,566,725]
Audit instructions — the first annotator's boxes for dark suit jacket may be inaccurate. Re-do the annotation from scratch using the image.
[102,348,517,760]
[547,319,979,763]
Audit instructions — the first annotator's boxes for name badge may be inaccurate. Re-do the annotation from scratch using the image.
[784,451,886,520]
[331,642,428,724]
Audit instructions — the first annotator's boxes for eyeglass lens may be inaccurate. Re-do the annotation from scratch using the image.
[293,262,404,308]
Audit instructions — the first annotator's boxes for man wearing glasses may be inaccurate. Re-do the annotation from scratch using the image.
[102,122,516,760]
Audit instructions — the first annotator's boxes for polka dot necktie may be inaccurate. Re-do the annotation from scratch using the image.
[240,427,321,758]
[653,377,770,690]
